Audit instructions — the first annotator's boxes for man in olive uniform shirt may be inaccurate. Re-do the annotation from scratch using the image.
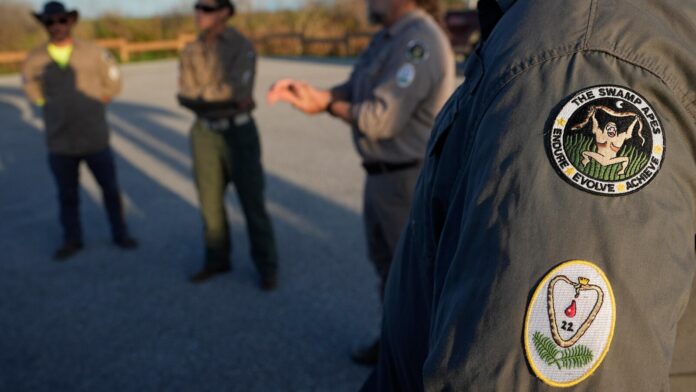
[22,1,138,260]
[178,0,277,290]
[268,0,455,364]
[364,0,696,390]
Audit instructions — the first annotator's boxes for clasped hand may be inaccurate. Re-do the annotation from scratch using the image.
[266,79,331,115]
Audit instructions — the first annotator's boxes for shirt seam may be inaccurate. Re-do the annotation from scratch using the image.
[490,46,694,125]
[583,0,598,50]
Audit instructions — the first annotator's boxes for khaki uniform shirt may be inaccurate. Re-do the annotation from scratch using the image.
[22,39,121,156]
[178,28,256,119]
[335,9,455,164]
[367,0,696,391]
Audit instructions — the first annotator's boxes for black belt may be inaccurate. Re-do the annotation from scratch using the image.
[199,114,251,132]
[362,160,421,175]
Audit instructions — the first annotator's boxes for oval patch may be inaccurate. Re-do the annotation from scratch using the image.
[524,260,616,388]
[546,85,665,196]
[396,63,416,88]
[108,65,120,81]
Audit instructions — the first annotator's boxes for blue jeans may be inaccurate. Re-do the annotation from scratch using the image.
[48,148,129,243]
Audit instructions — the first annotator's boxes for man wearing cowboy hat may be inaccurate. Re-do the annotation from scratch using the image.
[22,1,138,260]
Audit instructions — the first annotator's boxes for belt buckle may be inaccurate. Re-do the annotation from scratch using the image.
[234,113,251,126]
[202,118,229,132]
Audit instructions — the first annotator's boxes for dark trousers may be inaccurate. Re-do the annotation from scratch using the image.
[363,166,421,298]
[48,148,128,244]
[190,118,277,275]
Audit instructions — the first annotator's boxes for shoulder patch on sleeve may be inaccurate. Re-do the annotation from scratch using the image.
[101,49,115,64]
[405,40,429,63]
[108,65,120,81]
[524,260,616,388]
[545,85,665,196]
[395,63,416,88]
[241,70,252,86]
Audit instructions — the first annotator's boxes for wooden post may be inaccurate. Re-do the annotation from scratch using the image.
[118,39,130,63]
[262,36,269,56]
[177,35,186,51]
[299,35,306,56]
[344,33,351,57]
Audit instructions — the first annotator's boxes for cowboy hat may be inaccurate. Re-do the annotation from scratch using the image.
[32,1,79,22]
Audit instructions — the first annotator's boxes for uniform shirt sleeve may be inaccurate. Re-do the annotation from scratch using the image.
[351,32,440,141]
[330,80,353,101]
[333,34,383,101]
[21,53,45,105]
[416,50,696,391]
[331,62,360,101]
[98,49,122,99]
[178,44,200,100]
[228,40,256,101]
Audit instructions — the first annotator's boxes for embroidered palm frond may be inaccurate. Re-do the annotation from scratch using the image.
[558,344,594,369]
[533,331,559,365]
[533,331,594,370]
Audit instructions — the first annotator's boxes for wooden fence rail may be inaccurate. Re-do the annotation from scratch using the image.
[0,32,373,66]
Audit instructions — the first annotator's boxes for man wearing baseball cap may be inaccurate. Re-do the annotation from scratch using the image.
[178,0,278,290]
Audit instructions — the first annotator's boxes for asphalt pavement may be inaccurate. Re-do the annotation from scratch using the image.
[0,58,379,391]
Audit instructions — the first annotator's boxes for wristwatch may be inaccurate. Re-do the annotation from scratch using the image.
[326,99,338,117]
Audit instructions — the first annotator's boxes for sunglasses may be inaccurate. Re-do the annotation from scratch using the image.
[194,3,225,13]
[42,16,69,27]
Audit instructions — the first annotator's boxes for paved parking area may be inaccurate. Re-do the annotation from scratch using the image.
[0,58,379,391]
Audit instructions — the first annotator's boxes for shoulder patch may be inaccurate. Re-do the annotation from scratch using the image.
[102,50,115,64]
[241,70,252,86]
[524,260,615,388]
[101,50,119,80]
[108,65,120,81]
[396,63,416,88]
[546,85,665,196]
[406,40,429,63]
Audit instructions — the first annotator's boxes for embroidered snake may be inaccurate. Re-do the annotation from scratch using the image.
[547,276,604,348]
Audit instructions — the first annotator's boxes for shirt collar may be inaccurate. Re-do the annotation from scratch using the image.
[197,28,235,44]
[219,28,236,42]
[478,0,517,41]
[386,8,426,37]
[496,0,517,13]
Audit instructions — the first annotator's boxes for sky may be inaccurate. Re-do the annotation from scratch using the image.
[21,0,305,18]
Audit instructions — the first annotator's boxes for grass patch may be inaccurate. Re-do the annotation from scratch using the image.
[565,133,649,181]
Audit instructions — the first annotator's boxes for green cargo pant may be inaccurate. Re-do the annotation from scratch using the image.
[190,117,277,275]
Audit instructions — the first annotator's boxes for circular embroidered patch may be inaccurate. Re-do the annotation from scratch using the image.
[406,40,429,63]
[524,260,616,388]
[396,63,416,88]
[546,85,665,196]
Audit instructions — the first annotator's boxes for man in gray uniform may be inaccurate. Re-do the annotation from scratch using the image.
[364,0,696,390]
[268,0,455,365]
[178,0,278,290]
